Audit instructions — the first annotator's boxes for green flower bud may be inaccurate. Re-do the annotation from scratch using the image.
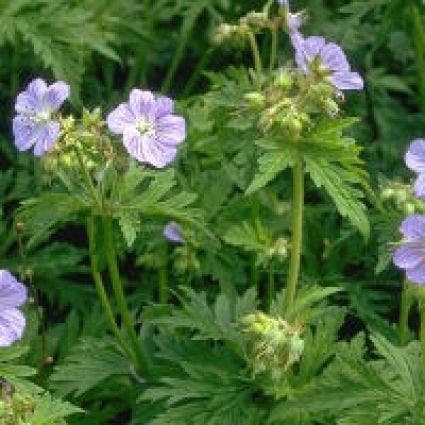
[239,11,269,32]
[240,312,304,381]
[274,237,288,259]
[381,187,395,200]
[404,202,416,215]
[213,23,239,44]
[274,70,293,90]
[323,98,339,117]
[244,92,265,107]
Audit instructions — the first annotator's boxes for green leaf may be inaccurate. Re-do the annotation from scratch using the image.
[246,147,293,194]
[49,337,129,398]
[305,157,370,238]
[18,193,88,248]
[0,345,39,393]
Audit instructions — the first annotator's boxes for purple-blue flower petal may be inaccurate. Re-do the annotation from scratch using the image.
[0,270,27,309]
[164,222,185,243]
[302,36,326,61]
[0,270,27,347]
[43,81,70,111]
[320,43,350,72]
[329,71,364,90]
[406,261,425,285]
[154,97,174,118]
[414,174,425,199]
[107,103,135,135]
[400,215,425,239]
[13,115,38,152]
[393,242,425,269]
[33,121,61,157]
[156,115,186,147]
[13,115,59,156]
[108,89,186,167]
[123,127,176,168]
[129,89,155,119]
[15,78,47,114]
[0,309,26,347]
[405,139,425,173]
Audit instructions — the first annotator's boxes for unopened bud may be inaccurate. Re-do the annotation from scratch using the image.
[244,92,265,107]
[15,221,25,234]
[275,70,292,90]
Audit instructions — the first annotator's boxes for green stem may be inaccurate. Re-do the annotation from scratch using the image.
[283,155,304,316]
[102,216,151,375]
[248,32,263,76]
[399,280,413,345]
[269,25,278,72]
[73,147,102,209]
[87,216,134,360]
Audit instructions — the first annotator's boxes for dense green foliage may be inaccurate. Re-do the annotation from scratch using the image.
[2,0,425,424]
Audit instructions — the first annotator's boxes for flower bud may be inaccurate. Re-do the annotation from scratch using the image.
[240,311,304,380]
[274,70,293,90]
[244,92,265,107]
[15,221,25,234]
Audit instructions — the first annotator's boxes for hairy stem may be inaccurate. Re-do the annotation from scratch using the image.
[248,32,263,76]
[283,155,304,315]
[87,216,134,360]
[102,215,151,375]
[269,25,278,72]
[398,280,413,345]
[73,147,102,209]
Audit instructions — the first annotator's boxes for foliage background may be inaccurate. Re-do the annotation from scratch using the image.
[1,0,425,424]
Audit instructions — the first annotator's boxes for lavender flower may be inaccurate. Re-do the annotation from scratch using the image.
[13,78,70,156]
[393,215,425,284]
[163,222,185,243]
[295,36,363,91]
[107,89,186,168]
[0,270,27,347]
[405,139,425,199]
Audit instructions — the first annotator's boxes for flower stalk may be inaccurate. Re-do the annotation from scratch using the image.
[87,215,134,360]
[101,215,151,375]
[283,154,304,316]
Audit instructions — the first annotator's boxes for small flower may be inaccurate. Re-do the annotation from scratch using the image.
[0,270,27,347]
[107,89,186,168]
[295,36,363,91]
[13,78,70,156]
[393,215,425,284]
[405,139,425,199]
[163,222,185,243]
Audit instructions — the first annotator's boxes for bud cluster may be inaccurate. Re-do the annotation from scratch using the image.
[41,108,114,179]
[243,68,346,141]
[214,11,282,45]
[258,237,289,267]
[240,311,304,381]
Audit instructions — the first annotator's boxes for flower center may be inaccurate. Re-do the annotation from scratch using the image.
[35,109,52,123]
[136,116,155,136]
